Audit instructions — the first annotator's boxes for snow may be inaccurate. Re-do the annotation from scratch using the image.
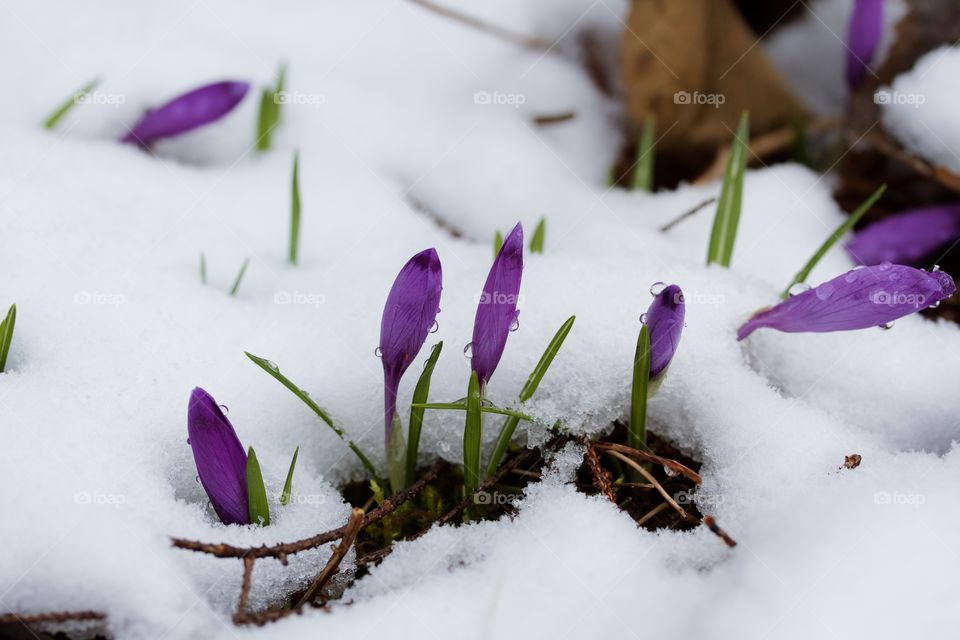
[2,1,960,639]
[882,45,960,174]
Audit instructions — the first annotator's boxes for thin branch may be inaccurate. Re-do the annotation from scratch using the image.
[703,516,738,548]
[171,461,447,559]
[232,557,256,624]
[635,502,671,526]
[0,610,106,625]
[407,0,551,50]
[295,508,365,608]
[604,449,695,523]
[593,442,701,485]
[579,435,616,503]
[659,197,717,233]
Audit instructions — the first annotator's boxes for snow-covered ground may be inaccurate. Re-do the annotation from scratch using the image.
[2,1,959,639]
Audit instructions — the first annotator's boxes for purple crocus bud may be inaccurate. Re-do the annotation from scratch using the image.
[847,204,960,267]
[845,0,884,90]
[471,222,523,386]
[379,248,443,444]
[187,387,249,525]
[645,284,685,379]
[122,81,250,146]
[738,264,955,340]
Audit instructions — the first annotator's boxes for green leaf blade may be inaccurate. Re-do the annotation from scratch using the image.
[246,447,271,526]
[44,78,99,130]
[629,324,651,451]
[406,341,443,486]
[279,446,299,506]
[462,372,483,499]
[229,258,250,296]
[530,217,546,254]
[289,151,301,265]
[707,111,750,267]
[0,304,16,373]
[631,114,656,192]
[494,230,504,258]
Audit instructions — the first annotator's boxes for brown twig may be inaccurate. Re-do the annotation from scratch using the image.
[860,129,960,193]
[579,436,616,503]
[171,461,447,559]
[594,442,701,485]
[232,556,256,624]
[659,197,717,233]
[702,516,737,548]
[295,508,365,608]
[635,502,671,527]
[0,610,106,625]
[407,0,551,50]
[604,450,695,523]
[533,112,576,126]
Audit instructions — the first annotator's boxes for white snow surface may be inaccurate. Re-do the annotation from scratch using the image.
[1,2,959,639]
[882,45,960,173]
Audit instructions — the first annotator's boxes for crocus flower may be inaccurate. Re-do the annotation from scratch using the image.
[122,81,250,146]
[845,0,884,90]
[847,204,960,267]
[737,264,955,340]
[379,248,443,444]
[645,284,685,378]
[471,222,523,387]
[187,387,249,525]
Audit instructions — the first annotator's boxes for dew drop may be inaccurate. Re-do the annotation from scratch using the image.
[429,320,439,334]
[480,398,494,408]
[649,281,667,297]
[218,404,229,414]
[889,271,901,282]
[933,264,942,272]
[463,342,473,357]
[265,360,279,372]
[878,261,893,271]
[788,282,811,297]
[639,312,648,324]
[929,300,941,309]
[509,317,520,332]
[374,347,383,358]
[852,265,866,271]
[662,465,678,478]
[879,321,895,330]
[815,283,835,301]
[844,271,858,283]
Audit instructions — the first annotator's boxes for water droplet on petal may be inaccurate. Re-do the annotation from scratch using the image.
[844,271,858,283]
[218,404,229,414]
[265,360,278,372]
[889,272,901,282]
[509,317,520,332]
[788,282,811,297]
[852,265,866,271]
[639,313,648,324]
[879,321,895,330]
[374,347,383,358]
[815,283,835,301]
[463,342,473,357]
[429,320,439,334]
[933,264,942,272]
[878,261,892,271]
[649,282,666,297]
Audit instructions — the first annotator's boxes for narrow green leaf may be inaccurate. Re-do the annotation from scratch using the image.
[781,184,887,299]
[255,89,275,151]
[412,401,534,422]
[279,446,299,506]
[494,230,503,258]
[0,304,16,373]
[229,258,250,296]
[245,352,379,479]
[486,315,575,476]
[629,324,651,451]
[289,151,301,265]
[274,64,287,112]
[387,414,406,495]
[406,341,443,486]
[246,447,271,526]
[707,111,750,267]
[529,217,546,254]
[462,372,483,499]
[199,252,207,285]
[43,78,99,130]
[632,114,656,192]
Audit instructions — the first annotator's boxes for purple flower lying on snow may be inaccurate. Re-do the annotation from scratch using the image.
[122,81,250,146]
[645,284,685,379]
[379,248,442,444]
[845,0,884,90]
[187,387,249,525]
[738,264,955,340]
[471,222,523,387]
[847,204,960,267]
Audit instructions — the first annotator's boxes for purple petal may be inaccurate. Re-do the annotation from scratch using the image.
[187,387,249,525]
[646,284,685,378]
[847,204,960,267]
[122,81,250,146]
[845,0,884,90]
[471,222,523,386]
[738,264,955,340]
[379,248,443,443]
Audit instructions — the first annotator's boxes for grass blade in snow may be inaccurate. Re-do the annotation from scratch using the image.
[632,114,656,192]
[629,324,651,451]
[246,447,271,525]
[707,112,750,267]
[406,341,443,486]
[486,315,575,476]
[44,78,99,130]
[245,351,379,478]
[279,446,299,505]
[493,230,503,257]
[0,304,15,372]
[229,258,250,296]
[462,372,482,500]
[289,151,301,265]
[256,64,286,151]
[530,217,546,254]
[413,401,534,422]
[781,184,887,299]
[199,253,207,285]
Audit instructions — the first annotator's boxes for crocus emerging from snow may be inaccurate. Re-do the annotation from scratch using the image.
[187,387,249,525]
[122,81,250,146]
[471,222,523,387]
[379,248,443,445]
[737,264,955,340]
[847,204,960,267]
[645,284,685,378]
[845,0,884,90]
